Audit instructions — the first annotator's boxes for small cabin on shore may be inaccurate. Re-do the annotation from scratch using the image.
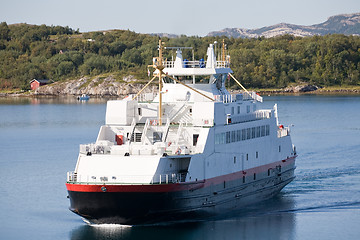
[30,79,50,90]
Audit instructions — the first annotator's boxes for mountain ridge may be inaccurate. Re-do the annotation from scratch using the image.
[207,13,360,38]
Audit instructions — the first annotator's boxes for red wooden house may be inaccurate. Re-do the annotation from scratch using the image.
[30,79,50,90]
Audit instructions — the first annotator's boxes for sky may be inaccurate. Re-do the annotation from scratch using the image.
[1,0,359,36]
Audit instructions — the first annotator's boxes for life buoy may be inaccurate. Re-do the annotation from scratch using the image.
[176,147,181,155]
[168,142,172,147]
[151,119,157,126]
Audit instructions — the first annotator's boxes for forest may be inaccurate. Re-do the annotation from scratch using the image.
[0,22,359,90]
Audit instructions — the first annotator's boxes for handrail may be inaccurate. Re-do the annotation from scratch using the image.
[162,118,170,142]
[162,60,230,69]
[175,122,183,147]
[141,118,150,143]
[230,110,272,124]
[278,127,290,138]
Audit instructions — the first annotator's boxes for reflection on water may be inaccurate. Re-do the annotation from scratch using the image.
[70,196,296,240]
[71,213,295,240]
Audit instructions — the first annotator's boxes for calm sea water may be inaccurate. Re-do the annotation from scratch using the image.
[0,95,360,240]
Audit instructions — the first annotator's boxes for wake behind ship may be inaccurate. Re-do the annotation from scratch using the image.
[66,40,297,225]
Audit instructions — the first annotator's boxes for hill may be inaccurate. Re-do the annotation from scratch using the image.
[0,22,359,92]
[207,13,360,38]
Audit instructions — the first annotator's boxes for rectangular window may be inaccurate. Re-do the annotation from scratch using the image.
[251,127,256,139]
[256,151,258,158]
[261,126,266,137]
[247,105,250,113]
[242,129,246,141]
[234,156,236,164]
[237,106,240,114]
[256,126,261,138]
[231,107,234,115]
[246,153,249,161]
[231,131,236,142]
[193,134,199,146]
[243,176,246,183]
[266,125,270,136]
[246,128,251,140]
[226,132,231,144]
[215,133,220,145]
[237,130,241,141]
[221,133,226,144]
[254,173,256,180]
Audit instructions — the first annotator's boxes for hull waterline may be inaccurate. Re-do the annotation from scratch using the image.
[67,158,296,225]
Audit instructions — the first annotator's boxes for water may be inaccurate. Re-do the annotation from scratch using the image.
[1,95,360,240]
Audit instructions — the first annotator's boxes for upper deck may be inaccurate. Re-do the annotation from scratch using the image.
[156,43,233,76]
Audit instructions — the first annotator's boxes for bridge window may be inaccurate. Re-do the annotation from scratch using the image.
[226,132,231,144]
[231,131,236,142]
[237,130,241,141]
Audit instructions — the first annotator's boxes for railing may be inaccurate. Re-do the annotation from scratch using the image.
[162,60,230,69]
[133,92,156,102]
[67,171,187,184]
[80,142,112,155]
[214,92,263,103]
[278,127,290,138]
[230,110,272,124]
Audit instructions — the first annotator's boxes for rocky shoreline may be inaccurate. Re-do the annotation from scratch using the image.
[1,77,360,97]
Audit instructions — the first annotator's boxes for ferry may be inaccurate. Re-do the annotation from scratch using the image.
[66,40,297,225]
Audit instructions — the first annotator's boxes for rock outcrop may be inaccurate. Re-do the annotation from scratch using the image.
[284,85,319,93]
[33,75,156,97]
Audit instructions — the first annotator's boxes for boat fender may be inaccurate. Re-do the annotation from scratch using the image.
[168,141,172,147]
[101,186,107,192]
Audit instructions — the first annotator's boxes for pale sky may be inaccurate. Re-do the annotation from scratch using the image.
[1,0,359,36]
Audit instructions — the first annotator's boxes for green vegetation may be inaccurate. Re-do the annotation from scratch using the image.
[0,22,359,91]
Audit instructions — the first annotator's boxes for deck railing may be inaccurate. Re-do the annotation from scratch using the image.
[277,127,290,138]
[214,92,263,103]
[230,110,272,124]
[67,171,187,185]
[162,60,230,69]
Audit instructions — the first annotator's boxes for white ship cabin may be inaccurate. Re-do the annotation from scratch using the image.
[69,43,294,185]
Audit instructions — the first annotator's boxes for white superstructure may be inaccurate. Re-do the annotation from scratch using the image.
[66,40,296,225]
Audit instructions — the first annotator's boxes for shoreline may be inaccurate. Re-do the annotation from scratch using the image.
[1,85,360,98]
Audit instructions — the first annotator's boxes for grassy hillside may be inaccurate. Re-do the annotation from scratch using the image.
[0,22,359,91]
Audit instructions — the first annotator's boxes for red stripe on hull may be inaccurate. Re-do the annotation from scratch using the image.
[66,156,296,193]
[66,182,204,193]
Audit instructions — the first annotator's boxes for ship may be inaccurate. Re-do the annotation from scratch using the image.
[66,40,297,225]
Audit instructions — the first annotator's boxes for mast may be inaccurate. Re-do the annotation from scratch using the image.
[157,40,164,125]
[222,39,226,63]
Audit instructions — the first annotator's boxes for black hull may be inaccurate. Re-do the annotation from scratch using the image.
[68,191,210,225]
[67,166,295,225]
